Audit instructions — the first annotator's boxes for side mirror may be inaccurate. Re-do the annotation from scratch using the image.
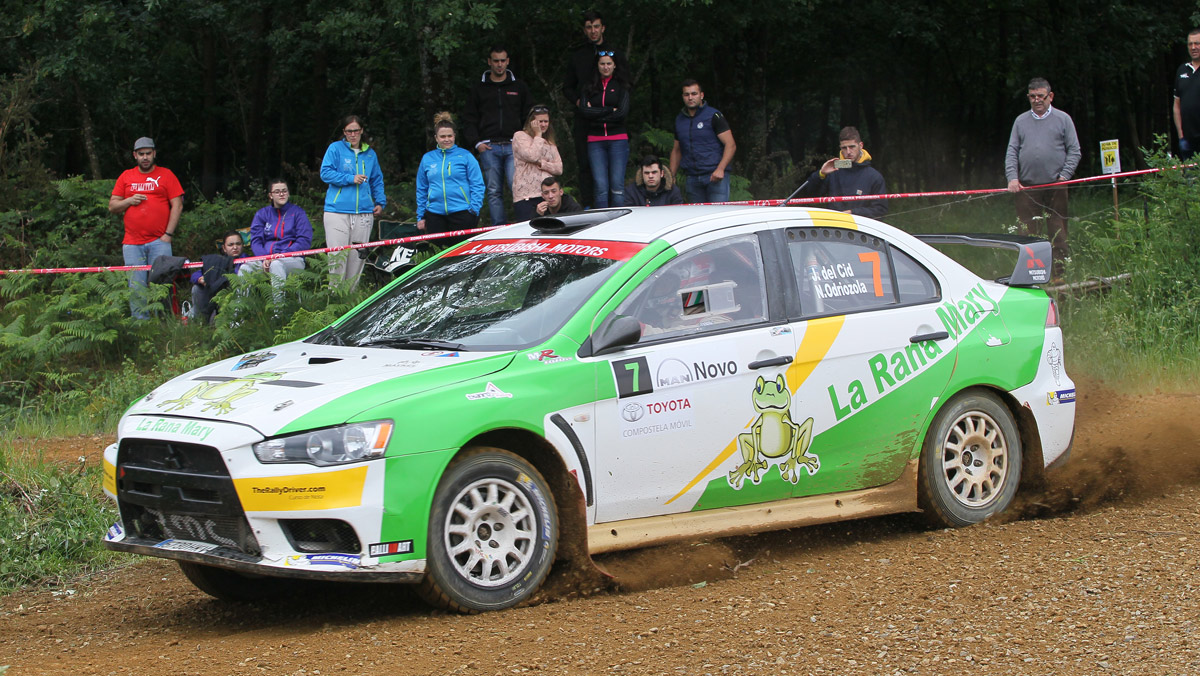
[582,315,642,356]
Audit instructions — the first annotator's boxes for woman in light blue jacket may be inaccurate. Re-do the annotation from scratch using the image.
[416,112,484,239]
[320,114,386,287]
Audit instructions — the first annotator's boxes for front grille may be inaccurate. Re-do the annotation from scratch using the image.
[281,519,362,553]
[116,438,260,556]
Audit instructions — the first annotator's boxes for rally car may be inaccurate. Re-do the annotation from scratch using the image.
[102,205,1075,612]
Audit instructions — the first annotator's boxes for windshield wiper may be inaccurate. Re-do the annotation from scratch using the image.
[307,329,345,346]
[356,337,468,351]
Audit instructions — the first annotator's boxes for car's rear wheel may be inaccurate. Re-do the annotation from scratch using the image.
[918,391,1022,527]
[417,447,558,613]
[178,561,288,602]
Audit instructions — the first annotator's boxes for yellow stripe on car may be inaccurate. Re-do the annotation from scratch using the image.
[665,315,845,504]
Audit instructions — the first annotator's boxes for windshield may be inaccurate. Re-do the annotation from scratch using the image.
[309,238,644,351]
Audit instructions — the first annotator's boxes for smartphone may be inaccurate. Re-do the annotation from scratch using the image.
[834,159,853,170]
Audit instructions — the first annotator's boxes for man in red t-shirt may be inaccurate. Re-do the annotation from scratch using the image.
[109,137,185,318]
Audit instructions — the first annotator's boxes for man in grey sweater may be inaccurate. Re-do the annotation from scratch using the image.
[1005,77,1081,279]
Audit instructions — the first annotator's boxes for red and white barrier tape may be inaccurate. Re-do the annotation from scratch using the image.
[1,163,1188,276]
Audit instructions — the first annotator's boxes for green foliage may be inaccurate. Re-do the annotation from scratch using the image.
[0,450,118,593]
[1064,137,1200,369]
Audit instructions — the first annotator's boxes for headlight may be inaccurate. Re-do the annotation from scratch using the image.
[253,421,394,466]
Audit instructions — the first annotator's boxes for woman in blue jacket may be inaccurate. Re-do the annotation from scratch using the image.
[239,179,313,307]
[320,115,386,288]
[416,112,484,238]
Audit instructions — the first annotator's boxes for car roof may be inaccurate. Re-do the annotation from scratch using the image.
[482,205,908,248]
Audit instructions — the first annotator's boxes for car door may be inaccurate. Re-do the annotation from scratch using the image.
[780,223,956,496]
[590,231,799,523]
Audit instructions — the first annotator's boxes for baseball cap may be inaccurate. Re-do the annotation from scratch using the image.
[133,137,156,151]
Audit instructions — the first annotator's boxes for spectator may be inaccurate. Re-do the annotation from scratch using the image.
[320,114,386,289]
[625,156,683,207]
[580,52,630,208]
[536,176,583,216]
[670,80,737,204]
[238,179,313,306]
[462,44,532,225]
[1005,77,1081,279]
[512,105,564,222]
[108,137,185,319]
[190,230,247,324]
[804,126,888,219]
[1173,28,1200,160]
[417,112,484,240]
[564,10,625,208]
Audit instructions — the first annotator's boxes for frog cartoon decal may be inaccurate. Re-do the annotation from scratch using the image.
[158,372,284,415]
[728,374,820,489]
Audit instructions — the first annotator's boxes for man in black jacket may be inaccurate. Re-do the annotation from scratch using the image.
[563,10,625,207]
[804,126,888,219]
[625,156,683,207]
[463,45,531,225]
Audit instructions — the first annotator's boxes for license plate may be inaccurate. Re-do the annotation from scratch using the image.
[154,539,218,554]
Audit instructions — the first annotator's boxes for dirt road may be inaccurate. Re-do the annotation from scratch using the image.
[3,382,1200,675]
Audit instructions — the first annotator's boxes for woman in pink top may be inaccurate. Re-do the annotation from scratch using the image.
[511,105,563,221]
[579,52,630,208]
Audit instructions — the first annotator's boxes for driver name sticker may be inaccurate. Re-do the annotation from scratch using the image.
[445,238,646,261]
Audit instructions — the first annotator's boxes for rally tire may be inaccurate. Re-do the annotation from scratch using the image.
[918,390,1022,528]
[417,447,559,613]
[177,561,289,602]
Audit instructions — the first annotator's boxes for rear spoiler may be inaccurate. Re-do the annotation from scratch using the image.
[914,233,1051,286]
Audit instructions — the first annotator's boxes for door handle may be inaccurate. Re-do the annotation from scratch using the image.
[749,355,793,370]
[910,331,949,343]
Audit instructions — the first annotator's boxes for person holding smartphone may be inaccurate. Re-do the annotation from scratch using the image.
[805,126,888,219]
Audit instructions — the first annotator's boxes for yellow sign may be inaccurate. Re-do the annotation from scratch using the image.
[1100,139,1120,174]
[235,466,368,511]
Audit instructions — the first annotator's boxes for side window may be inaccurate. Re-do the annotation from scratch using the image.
[891,247,940,304]
[788,228,895,317]
[617,235,768,343]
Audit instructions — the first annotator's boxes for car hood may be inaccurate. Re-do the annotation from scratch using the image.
[125,342,513,437]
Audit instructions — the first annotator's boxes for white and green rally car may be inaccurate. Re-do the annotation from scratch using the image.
[103,206,1075,612]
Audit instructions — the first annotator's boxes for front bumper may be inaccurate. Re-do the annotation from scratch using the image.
[102,415,429,581]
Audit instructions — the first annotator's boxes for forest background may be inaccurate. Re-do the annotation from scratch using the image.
[1,0,1196,229]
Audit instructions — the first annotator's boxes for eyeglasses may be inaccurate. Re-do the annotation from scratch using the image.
[598,50,614,56]
[344,127,363,134]
[270,189,289,195]
[1027,93,1049,101]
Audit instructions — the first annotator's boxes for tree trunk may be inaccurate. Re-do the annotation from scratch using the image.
[201,29,219,198]
[72,79,101,180]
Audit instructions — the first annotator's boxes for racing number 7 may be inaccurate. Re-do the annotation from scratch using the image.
[612,357,652,398]
[858,251,883,297]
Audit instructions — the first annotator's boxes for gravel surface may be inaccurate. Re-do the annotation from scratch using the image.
[2,381,1199,675]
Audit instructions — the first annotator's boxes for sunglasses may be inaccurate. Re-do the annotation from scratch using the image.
[531,106,550,113]
[598,50,614,56]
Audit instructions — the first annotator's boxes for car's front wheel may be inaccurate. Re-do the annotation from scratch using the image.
[918,390,1022,527]
[417,447,558,613]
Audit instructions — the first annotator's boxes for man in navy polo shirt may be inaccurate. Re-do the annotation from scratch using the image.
[670,79,737,204]
[1173,28,1200,160]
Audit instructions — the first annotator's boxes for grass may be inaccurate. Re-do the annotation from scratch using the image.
[0,440,119,594]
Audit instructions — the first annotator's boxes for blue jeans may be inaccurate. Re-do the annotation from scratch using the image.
[685,172,732,204]
[478,142,515,225]
[587,139,630,209]
[123,238,173,319]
